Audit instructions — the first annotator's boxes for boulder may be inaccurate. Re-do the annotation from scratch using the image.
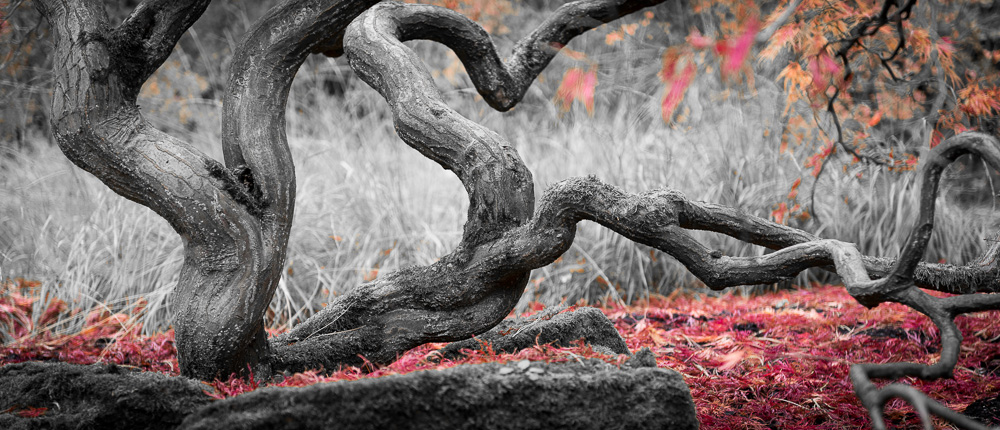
[436,307,629,359]
[180,359,697,430]
[0,361,212,430]
[964,393,1000,426]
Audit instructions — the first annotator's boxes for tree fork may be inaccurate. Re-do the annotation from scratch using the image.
[34,0,271,380]
[267,0,677,373]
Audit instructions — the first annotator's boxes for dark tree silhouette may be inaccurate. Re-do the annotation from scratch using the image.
[33,0,1000,428]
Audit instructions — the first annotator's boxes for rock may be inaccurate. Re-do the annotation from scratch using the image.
[180,360,697,430]
[964,393,1000,425]
[1,331,695,429]
[0,361,213,430]
[436,307,629,359]
[623,347,658,369]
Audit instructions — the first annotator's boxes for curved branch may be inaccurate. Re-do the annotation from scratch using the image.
[32,0,286,380]
[678,188,1000,295]
[840,133,1000,430]
[257,2,999,427]
[343,6,535,244]
[332,8,1000,422]
[113,0,211,96]
[372,0,666,112]
[34,0,397,380]
[891,133,1000,282]
[170,0,382,380]
[362,1,1000,295]
[268,0,668,373]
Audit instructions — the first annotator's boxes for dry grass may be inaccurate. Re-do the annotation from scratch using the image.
[1,5,996,336]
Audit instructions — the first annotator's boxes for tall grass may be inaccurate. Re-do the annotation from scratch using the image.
[1,3,996,337]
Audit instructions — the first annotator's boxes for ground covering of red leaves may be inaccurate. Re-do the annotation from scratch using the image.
[3,278,999,428]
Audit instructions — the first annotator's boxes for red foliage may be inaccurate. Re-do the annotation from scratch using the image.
[661,62,696,122]
[554,67,598,115]
[3,279,999,428]
[3,406,48,418]
[1,279,179,375]
[717,19,758,79]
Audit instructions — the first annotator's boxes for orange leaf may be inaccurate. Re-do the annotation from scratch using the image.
[787,177,801,199]
[867,110,883,127]
[771,202,788,225]
[649,328,671,347]
[605,31,624,45]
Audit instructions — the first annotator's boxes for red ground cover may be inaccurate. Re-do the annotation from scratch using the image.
[3,278,999,428]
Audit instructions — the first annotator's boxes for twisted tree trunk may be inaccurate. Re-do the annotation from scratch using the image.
[35,0,1000,427]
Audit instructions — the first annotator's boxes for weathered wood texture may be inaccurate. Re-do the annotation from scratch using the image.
[266,0,684,374]
[34,0,274,380]
[33,1,1000,426]
[32,0,380,380]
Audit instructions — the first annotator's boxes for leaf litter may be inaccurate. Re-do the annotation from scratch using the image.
[2,278,998,428]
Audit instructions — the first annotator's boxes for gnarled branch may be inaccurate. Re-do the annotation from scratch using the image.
[305,3,1000,428]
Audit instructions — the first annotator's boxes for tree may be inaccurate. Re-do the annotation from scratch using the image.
[31,0,1000,428]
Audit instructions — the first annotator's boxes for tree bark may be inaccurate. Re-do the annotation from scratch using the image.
[32,0,386,380]
[34,0,274,380]
[270,2,1000,378]
[36,7,1000,422]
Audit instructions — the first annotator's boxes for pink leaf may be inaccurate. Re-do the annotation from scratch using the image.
[554,67,598,115]
[661,63,696,122]
[721,20,758,78]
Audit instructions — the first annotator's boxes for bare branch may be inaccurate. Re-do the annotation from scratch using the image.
[354,0,666,112]
[112,0,212,92]
[755,0,803,43]
[816,0,919,166]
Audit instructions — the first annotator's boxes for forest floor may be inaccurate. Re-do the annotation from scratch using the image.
[2,278,999,429]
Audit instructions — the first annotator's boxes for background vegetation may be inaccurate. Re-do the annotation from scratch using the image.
[1,0,997,339]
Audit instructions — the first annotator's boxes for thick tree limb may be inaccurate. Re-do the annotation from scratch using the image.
[113,0,212,96]
[369,0,666,112]
[339,0,1000,294]
[33,0,390,380]
[267,0,673,373]
[837,132,1000,430]
[32,0,277,380]
[36,5,1000,428]
[679,198,1000,294]
[318,4,1000,428]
